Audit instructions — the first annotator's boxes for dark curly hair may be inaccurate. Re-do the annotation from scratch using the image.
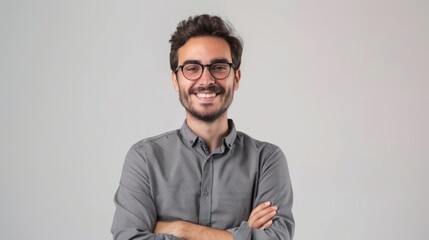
[169,14,243,72]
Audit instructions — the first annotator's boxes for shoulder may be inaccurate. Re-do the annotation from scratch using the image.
[123,130,181,167]
[129,129,181,155]
[236,131,289,173]
[236,130,284,155]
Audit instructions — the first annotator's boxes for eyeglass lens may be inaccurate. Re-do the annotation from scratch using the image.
[182,63,232,80]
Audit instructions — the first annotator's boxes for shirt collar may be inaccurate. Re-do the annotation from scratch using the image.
[223,119,237,149]
[179,119,238,149]
[180,121,199,147]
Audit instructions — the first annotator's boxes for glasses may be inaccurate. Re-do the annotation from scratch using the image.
[175,62,235,81]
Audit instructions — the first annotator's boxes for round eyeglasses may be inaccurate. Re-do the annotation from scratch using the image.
[175,62,236,81]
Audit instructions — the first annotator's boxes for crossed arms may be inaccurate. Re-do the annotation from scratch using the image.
[154,201,278,240]
[111,143,294,240]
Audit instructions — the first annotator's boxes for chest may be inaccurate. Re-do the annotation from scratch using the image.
[149,152,258,228]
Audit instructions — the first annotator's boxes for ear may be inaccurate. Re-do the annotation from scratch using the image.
[172,71,179,92]
[233,69,241,91]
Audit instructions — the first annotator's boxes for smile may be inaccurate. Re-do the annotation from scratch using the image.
[196,93,217,98]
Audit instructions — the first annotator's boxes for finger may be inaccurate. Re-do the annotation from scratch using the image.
[250,205,278,223]
[260,220,273,229]
[249,201,271,219]
[253,209,276,228]
[249,207,277,229]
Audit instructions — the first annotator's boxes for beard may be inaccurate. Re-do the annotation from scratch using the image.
[178,84,234,123]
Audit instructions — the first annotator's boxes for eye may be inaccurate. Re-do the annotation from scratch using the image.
[183,64,201,73]
[212,64,228,72]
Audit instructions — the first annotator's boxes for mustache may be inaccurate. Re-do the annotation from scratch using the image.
[189,85,225,94]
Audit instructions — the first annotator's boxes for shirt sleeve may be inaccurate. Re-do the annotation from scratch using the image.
[111,145,182,240]
[227,146,295,240]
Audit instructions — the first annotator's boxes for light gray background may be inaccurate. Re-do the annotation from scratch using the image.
[1,0,428,239]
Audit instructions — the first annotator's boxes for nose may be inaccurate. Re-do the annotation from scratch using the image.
[198,66,215,85]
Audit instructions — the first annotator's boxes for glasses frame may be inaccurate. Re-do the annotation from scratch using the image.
[175,62,236,81]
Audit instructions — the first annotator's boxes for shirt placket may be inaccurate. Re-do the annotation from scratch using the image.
[198,141,213,226]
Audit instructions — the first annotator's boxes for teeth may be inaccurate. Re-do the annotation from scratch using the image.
[197,93,216,98]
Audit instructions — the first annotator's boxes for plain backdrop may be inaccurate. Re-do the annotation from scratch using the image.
[1,0,428,239]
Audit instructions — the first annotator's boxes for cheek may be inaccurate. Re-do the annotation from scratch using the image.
[226,82,236,91]
[178,82,193,96]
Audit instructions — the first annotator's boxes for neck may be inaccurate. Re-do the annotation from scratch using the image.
[186,113,229,153]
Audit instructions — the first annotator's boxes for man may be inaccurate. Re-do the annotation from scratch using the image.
[111,14,294,240]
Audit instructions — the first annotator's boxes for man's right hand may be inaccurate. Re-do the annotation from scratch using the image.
[248,201,278,229]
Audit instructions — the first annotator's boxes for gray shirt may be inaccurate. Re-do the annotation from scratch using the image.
[111,120,294,239]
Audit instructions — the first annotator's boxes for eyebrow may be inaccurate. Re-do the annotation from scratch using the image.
[210,58,230,64]
[182,60,201,65]
[181,58,230,65]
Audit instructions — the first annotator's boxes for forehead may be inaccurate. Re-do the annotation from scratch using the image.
[177,36,232,64]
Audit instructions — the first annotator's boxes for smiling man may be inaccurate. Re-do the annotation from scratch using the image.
[111,14,294,240]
